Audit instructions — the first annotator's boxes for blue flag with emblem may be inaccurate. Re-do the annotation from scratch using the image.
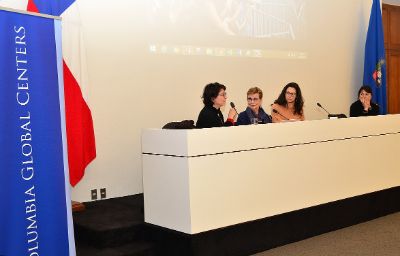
[363,0,386,114]
[0,8,75,256]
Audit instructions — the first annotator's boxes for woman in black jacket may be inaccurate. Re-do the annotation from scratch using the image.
[350,85,380,117]
[196,82,237,128]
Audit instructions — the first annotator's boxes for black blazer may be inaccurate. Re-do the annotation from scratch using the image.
[350,100,379,117]
[196,105,233,128]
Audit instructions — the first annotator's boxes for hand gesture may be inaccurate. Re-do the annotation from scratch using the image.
[228,108,237,120]
[360,96,371,111]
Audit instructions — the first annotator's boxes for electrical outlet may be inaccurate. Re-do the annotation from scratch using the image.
[91,189,98,200]
[100,188,106,199]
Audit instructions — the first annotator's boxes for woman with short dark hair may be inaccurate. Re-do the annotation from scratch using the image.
[350,85,379,117]
[271,82,305,122]
[196,82,237,128]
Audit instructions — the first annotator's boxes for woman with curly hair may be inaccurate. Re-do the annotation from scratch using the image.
[271,82,305,122]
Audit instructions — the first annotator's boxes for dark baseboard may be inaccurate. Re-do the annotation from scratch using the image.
[144,186,400,256]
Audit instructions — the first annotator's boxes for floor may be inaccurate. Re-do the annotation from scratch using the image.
[253,212,400,256]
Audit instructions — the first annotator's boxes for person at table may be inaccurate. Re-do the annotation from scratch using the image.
[196,82,237,128]
[271,82,305,123]
[350,85,380,117]
[236,87,271,125]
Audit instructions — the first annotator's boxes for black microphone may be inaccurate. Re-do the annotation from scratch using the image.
[230,102,239,115]
[272,109,289,120]
[317,103,347,118]
[317,102,331,116]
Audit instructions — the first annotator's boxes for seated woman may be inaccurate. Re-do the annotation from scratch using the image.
[350,85,380,117]
[271,82,305,122]
[236,87,271,125]
[196,82,237,128]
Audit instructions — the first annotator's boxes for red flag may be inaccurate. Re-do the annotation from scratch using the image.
[27,0,96,186]
[27,0,38,12]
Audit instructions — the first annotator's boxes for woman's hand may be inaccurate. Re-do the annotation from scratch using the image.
[228,108,238,120]
[360,96,371,111]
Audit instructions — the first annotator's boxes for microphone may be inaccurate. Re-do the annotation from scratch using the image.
[230,102,239,115]
[317,102,347,118]
[317,102,331,116]
[272,109,289,120]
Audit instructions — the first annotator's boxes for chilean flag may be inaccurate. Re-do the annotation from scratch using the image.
[25,0,97,186]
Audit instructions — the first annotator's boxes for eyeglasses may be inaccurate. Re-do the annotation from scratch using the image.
[218,92,227,97]
[247,97,260,102]
[285,91,296,97]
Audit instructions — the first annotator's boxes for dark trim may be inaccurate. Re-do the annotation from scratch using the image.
[144,186,400,256]
[142,132,400,158]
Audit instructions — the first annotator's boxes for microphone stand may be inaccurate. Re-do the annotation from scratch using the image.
[317,103,331,116]
[317,103,347,119]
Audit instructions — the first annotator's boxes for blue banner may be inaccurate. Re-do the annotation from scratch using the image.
[363,0,386,114]
[0,9,75,256]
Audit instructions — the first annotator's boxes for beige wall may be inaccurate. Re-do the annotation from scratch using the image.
[0,0,378,201]
[68,0,377,202]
